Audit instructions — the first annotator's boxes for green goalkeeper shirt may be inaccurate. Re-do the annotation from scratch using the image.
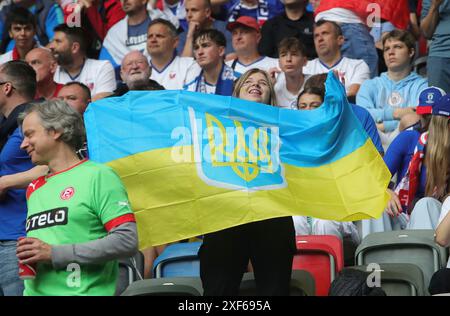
[24,160,135,296]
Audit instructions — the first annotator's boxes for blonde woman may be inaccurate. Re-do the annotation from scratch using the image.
[232,68,278,106]
[198,69,296,296]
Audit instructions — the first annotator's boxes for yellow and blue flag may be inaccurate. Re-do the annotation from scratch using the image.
[85,73,390,247]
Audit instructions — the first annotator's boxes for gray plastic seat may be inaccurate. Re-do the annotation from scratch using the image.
[239,270,316,296]
[355,230,448,294]
[120,277,203,296]
[348,263,426,296]
[116,251,145,295]
[433,293,450,296]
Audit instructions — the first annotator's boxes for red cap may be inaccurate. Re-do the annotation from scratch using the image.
[227,16,260,32]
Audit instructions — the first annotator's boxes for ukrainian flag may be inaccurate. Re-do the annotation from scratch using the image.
[85,72,390,247]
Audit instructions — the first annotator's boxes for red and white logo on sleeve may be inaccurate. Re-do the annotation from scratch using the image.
[60,187,75,200]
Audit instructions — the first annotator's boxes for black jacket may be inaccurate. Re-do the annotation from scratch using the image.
[0,103,28,151]
[258,12,317,59]
[110,80,165,97]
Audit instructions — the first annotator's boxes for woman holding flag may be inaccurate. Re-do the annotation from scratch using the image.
[198,68,296,296]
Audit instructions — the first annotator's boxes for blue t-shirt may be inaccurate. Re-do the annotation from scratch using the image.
[351,104,384,155]
[0,127,34,240]
[383,130,427,196]
[127,15,151,50]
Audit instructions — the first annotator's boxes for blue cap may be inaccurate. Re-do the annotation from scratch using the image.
[432,94,450,118]
[417,86,446,115]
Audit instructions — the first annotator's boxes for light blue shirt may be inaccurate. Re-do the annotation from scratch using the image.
[356,72,428,132]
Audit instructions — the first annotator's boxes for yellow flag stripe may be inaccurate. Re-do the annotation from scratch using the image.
[108,139,390,247]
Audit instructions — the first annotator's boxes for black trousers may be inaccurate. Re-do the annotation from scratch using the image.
[199,216,296,296]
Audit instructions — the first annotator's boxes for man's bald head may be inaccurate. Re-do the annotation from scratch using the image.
[25,47,57,84]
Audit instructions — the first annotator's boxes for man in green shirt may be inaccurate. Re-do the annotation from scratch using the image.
[16,99,138,296]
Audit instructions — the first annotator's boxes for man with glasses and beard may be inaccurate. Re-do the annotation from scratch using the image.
[112,50,164,97]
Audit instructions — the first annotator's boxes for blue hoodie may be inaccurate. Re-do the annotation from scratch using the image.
[356,72,428,132]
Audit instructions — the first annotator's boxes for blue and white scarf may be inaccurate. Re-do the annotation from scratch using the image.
[195,63,235,96]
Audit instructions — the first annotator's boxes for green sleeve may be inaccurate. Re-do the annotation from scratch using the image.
[92,165,134,226]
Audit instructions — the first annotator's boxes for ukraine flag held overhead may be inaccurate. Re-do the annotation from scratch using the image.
[85,72,390,248]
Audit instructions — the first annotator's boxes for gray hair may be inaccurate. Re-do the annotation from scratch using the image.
[18,99,86,151]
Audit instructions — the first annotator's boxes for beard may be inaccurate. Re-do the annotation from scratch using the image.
[55,50,73,66]
[125,72,151,90]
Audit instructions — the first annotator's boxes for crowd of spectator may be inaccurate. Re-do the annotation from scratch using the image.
[0,0,450,296]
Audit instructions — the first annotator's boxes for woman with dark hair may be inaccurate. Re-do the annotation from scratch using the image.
[199,68,296,296]
[296,87,324,110]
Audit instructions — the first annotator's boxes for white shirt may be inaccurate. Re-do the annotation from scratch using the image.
[303,57,370,93]
[438,198,450,224]
[0,51,13,65]
[316,8,363,24]
[150,55,195,90]
[274,73,310,109]
[183,62,202,92]
[54,58,117,96]
[226,56,279,78]
[0,43,40,65]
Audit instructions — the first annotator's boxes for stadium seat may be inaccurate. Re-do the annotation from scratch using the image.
[413,56,427,77]
[355,230,448,295]
[433,293,450,296]
[239,270,316,296]
[120,277,203,296]
[347,263,426,296]
[292,235,344,296]
[116,251,145,295]
[152,242,202,278]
